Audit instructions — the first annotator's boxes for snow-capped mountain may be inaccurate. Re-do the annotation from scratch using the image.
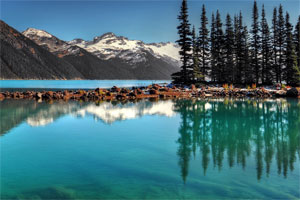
[23,28,81,57]
[21,26,181,79]
[68,32,180,66]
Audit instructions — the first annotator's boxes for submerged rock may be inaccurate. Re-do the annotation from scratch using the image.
[286,88,298,97]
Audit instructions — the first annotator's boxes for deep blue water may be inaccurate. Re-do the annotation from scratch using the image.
[0,99,299,199]
[0,80,170,89]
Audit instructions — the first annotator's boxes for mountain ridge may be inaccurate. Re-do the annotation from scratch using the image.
[1,20,180,80]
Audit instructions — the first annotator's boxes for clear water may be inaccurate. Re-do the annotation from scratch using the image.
[0,80,170,89]
[0,99,299,199]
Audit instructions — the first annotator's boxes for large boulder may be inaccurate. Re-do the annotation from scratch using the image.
[286,87,299,97]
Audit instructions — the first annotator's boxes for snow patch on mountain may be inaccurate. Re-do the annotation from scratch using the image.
[23,28,53,38]
[23,28,181,67]
[68,33,181,65]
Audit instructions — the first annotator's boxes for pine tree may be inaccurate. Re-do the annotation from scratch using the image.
[272,7,278,83]
[172,0,192,84]
[277,4,285,83]
[250,0,261,84]
[285,12,299,85]
[294,16,300,70]
[233,14,239,83]
[215,10,225,83]
[210,13,217,82]
[234,12,246,84]
[243,25,252,85]
[198,4,210,82]
[191,26,202,82]
[290,49,300,86]
[224,13,235,83]
[261,5,273,84]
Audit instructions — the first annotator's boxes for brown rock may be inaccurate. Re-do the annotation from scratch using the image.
[36,92,43,99]
[191,84,196,91]
[120,88,130,94]
[116,94,127,100]
[149,89,159,95]
[0,93,5,100]
[63,90,69,96]
[111,86,121,93]
[46,91,54,97]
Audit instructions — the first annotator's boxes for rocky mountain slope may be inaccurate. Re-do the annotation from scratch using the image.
[0,20,180,80]
[23,27,181,80]
[68,32,180,66]
[23,28,134,79]
[0,20,84,79]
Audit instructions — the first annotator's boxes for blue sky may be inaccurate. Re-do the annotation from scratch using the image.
[1,0,299,43]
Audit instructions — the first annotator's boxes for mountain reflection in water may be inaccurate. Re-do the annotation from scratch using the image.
[0,99,299,183]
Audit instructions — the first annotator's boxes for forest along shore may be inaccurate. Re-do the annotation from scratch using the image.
[0,84,299,101]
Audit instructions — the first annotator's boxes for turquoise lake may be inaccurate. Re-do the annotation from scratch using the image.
[0,80,170,89]
[0,98,299,199]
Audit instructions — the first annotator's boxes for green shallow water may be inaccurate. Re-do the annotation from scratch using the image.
[0,98,299,199]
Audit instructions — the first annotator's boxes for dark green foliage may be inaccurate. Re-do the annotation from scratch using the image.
[234,12,250,84]
[173,0,298,86]
[261,5,273,84]
[172,0,193,84]
[277,4,285,83]
[294,16,300,72]
[250,0,261,84]
[210,13,218,82]
[215,10,226,83]
[198,4,210,82]
[243,26,252,85]
[272,7,278,83]
[285,13,300,86]
[224,14,235,83]
[191,26,202,81]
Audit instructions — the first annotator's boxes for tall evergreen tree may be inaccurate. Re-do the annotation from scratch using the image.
[294,16,300,70]
[233,14,239,83]
[285,12,299,85]
[289,48,300,86]
[215,10,225,83]
[172,0,192,84]
[234,12,247,84]
[191,26,202,81]
[250,0,261,84]
[210,13,217,82]
[224,13,235,83]
[272,7,278,83]
[261,5,273,84]
[277,4,285,83]
[243,25,252,84]
[198,4,210,82]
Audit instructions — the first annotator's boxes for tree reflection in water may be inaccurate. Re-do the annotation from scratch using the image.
[174,99,300,182]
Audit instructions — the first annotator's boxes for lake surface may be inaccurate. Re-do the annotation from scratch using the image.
[0,80,170,89]
[1,98,299,199]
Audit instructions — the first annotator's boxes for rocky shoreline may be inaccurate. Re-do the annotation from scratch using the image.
[0,84,299,101]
